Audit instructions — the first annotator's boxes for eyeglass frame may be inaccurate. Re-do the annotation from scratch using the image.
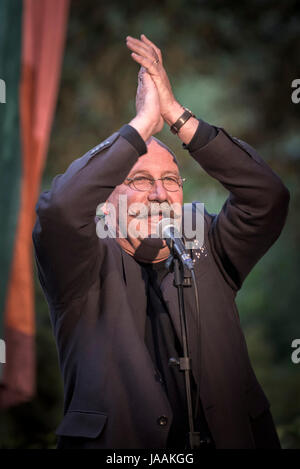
[125,175,186,192]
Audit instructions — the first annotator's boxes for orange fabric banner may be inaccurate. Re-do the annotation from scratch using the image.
[0,0,70,408]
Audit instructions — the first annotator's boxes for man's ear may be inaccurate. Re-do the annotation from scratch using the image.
[96,201,109,218]
[101,202,110,215]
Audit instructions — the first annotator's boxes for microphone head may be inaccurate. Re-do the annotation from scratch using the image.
[156,218,181,239]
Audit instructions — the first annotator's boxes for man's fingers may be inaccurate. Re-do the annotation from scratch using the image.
[131,53,153,70]
[127,41,152,61]
[126,36,149,55]
[126,36,159,63]
[131,53,160,76]
[126,35,162,64]
[131,53,149,68]
[127,43,157,65]
[140,34,162,62]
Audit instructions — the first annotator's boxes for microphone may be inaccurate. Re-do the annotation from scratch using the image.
[157,218,194,271]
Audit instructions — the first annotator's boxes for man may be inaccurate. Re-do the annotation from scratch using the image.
[32,35,289,449]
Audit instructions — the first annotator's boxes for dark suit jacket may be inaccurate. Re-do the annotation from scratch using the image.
[32,127,289,448]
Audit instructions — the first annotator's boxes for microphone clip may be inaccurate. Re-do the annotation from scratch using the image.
[165,249,192,287]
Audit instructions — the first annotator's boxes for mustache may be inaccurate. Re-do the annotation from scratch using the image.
[127,202,181,219]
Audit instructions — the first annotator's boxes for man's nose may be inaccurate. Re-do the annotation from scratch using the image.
[147,180,168,202]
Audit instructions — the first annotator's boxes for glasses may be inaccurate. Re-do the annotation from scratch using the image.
[126,176,186,192]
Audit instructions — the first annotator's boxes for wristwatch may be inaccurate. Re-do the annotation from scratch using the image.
[170,108,195,134]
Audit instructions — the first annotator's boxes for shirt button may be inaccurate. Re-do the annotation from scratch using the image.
[157,415,168,426]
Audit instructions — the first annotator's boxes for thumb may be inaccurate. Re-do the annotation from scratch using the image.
[138,66,145,83]
[138,66,153,85]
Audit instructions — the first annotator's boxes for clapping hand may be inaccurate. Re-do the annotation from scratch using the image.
[126,34,183,125]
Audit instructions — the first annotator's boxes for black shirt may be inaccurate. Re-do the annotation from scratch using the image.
[137,258,214,449]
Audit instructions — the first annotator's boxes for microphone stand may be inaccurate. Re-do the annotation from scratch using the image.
[165,240,201,450]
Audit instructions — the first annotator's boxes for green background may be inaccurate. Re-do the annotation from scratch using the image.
[0,0,299,448]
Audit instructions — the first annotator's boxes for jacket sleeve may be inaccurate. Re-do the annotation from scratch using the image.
[32,131,144,305]
[188,127,290,291]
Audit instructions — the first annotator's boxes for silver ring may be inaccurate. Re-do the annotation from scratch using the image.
[153,59,159,65]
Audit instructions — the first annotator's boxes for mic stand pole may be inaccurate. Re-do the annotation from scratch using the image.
[165,242,201,450]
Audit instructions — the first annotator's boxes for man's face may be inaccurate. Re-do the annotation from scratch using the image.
[106,139,183,256]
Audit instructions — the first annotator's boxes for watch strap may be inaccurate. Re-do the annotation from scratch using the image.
[170,108,195,134]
